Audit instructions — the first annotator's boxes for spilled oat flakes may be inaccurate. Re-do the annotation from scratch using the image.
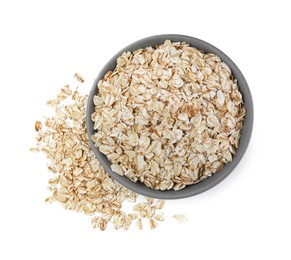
[91,40,246,190]
[30,75,169,230]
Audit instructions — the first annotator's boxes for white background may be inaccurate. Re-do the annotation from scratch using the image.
[0,0,290,259]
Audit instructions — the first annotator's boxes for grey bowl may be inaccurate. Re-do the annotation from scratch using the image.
[86,34,253,199]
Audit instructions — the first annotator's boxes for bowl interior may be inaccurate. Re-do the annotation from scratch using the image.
[86,34,253,199]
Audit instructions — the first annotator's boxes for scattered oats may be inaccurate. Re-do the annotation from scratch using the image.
[35,121,42,132]
[128,213,138,220]
[57,85,72,101]
[46,99,60,107]
[91,216,107,231]
[126,192,137,203]
[149,219,158,230]
[138,209,147,218]
[74,73,84,83]
[99,219,107,231]
[172,214,187,223]
[91,40,246,190]
[29,147,39,152]
[146,205,155,218]
[31,79,169,231]
[155,200,165,210]
[45,196,55,203]
[61,84,72,96]
[137,218,143,230]
[111,213,125,230]
[72,90,79,100]
[153,212,165,222]
[124,215,132,230]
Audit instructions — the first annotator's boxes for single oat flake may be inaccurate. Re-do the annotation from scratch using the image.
[172,214,188,223]
[74,73,84,83]
[34,121,42,132]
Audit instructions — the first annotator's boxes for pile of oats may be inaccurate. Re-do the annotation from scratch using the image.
[31,77,167,230]
[91,40,246,191]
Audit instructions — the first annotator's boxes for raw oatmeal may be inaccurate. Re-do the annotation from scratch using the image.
[91,40,246,191]
[31,78,168,230]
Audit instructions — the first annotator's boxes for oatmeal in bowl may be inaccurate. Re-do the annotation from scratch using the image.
[86,35,253,199]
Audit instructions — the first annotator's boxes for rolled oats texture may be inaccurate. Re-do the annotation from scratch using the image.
[91,40,246,191]
[30,75,167,230]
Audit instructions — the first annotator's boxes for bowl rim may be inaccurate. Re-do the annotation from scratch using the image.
[86,34,254,199]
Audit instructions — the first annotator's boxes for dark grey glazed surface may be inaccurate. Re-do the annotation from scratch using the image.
[86,35,253,199]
